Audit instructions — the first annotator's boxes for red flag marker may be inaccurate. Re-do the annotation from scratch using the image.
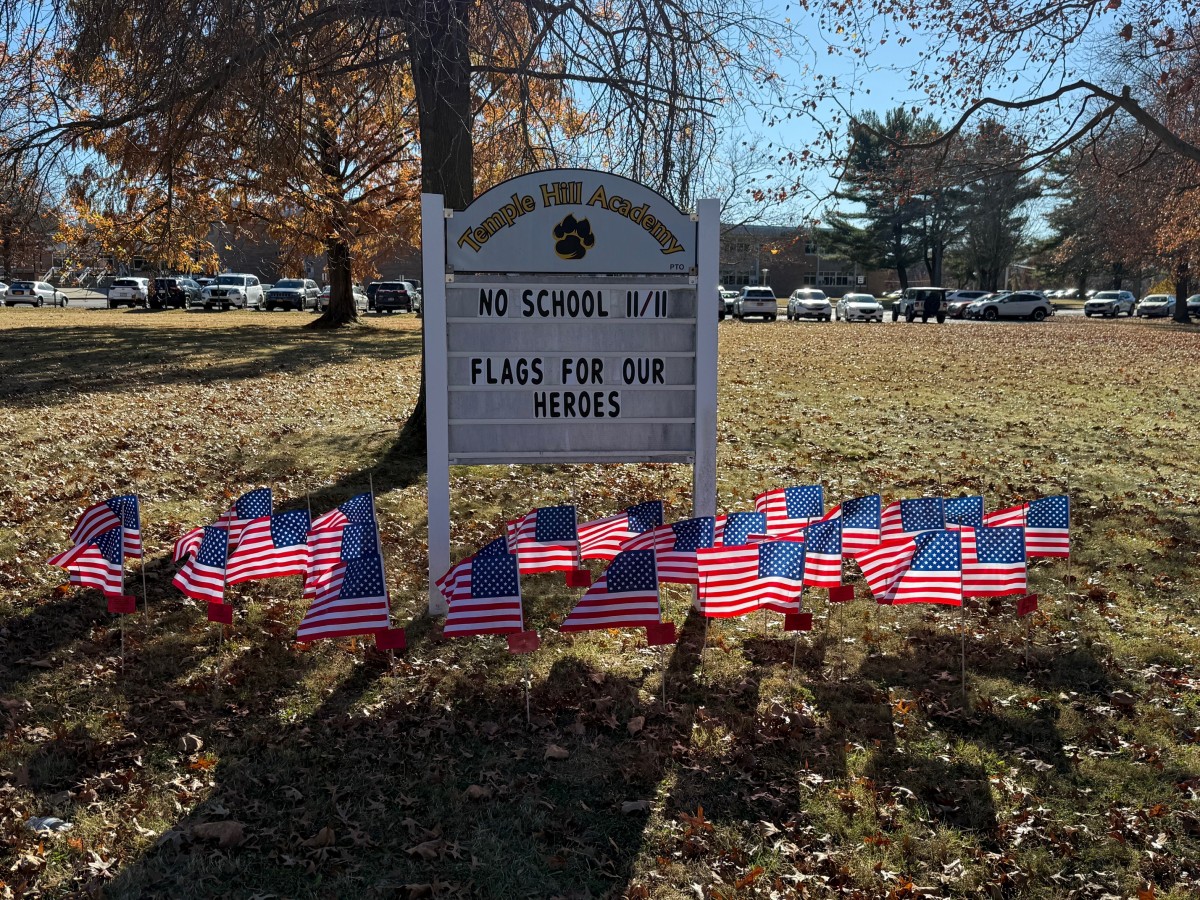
[565,569,593,588]
[207,602,233,624]
[828,584,854,603]
[645,621,677,646]
[1017,594,1039,617]
[507,630,540,654]
[375,628,407,651]
[108,595,137,615]
[784,612,814,632]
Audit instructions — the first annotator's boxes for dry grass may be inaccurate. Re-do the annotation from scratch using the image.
[1,307,1199,898]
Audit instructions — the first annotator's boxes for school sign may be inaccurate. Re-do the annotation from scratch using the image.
[422,170,719,612]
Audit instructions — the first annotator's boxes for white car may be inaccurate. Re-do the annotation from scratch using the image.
[1083,290,1136,318]
[317,284,368,311]
[834,293,884,322]
[0,282,7,302]
[108,277,150,308]
[734,286,778,321]
[1135,294,1175,318]
[5,280,66,307]
[202,273,263,310]
[786,288,832,321]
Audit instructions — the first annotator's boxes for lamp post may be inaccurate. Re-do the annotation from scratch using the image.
[762,267,769,286]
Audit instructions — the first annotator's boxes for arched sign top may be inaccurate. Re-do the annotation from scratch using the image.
[446,168,698,275]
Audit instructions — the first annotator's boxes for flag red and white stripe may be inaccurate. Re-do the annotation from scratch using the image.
[295,555,391,642]
[225,512,311,585]
[70,500,122,547]
[48,539,124,599]
[697,540,805,618]
[560,550,662,631]
[173,526,204,563]
[953,525,1028,596]
[507,506,579,574]
[444,554,525,637]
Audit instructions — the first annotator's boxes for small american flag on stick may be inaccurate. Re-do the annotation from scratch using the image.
[48,526,125,599]
[444,553,525,637]
[172,526,229,604]
[507,505,579,574]
[880,497,945,540]
[953,525,1027,597]
[698,540,806,617]
[754,484,823,535]
[857,531,963,606]
[226,510,311,585]
[71,495,141,559]
[715,511,767,547]
[577,501,663,562]
[216,488,272,545]
[560,550,662,631]
[296,554,391,642]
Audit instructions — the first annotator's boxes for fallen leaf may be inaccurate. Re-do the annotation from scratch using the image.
[544,744,570,760]
[464,784,492,801]
[192,820,244,848]
[622,800,650,814]
[406,839,445,859]
[627,715,646,736]
[301,826,335,848]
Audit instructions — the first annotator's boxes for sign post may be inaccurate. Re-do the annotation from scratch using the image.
[424,170,719,614]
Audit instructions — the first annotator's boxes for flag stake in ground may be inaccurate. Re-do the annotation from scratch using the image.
[365,475,397,675]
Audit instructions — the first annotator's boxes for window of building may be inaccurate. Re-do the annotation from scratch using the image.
[804,241,820,255]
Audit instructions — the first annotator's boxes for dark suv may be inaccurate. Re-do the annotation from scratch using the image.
[894,287,950,323]
[151,277,202,309]
[374,281,415,313]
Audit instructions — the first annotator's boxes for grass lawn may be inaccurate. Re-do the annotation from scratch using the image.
[1,307,1199,899]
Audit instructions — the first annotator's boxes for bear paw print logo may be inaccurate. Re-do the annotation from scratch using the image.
[553,214,595,260]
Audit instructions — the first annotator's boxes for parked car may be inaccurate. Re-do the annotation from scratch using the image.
[718,289,725,321]
[7,280,67,306]
[734,286,778,321]
[964,291,1055,321]
[264,278,320,311]
[1187,294,1200,318]
[834,293,884,322]
[150,277,202,309]
[1135,294,1175,318]
[365,282,382,311]
[374,280,418,313]
[786,288,832,321]
[202,273,263,310]
[719,287,739,315]
[894,286,950,323]
[946,290,992,318]
[1083,290,1136,318]
[0,281,7,302]
[317,284,368,311]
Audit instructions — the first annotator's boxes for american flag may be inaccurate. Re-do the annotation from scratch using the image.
[801,517,842,588]
[304,520,380,598]
[880,497,945,539]
[507,505,579,574]
[856,536,918,603]
[48,526,125,598]
[444,553,524,637]
[577,501,663,561]
[71,495,142,559]
[216,488,273,545]
[560,550,662,631]
[226,510,311,585]
[172,526,229,603]
[307,493,375,577]
[983,496,1070,557]
[825,494,882,554]
[716,511,767,547]
[944,495,984,529]
[296,554,391,642]
[893,530,963,606]
[436,536,508,604]
[622,516,715,584]
[174,526,204,563]
[698,539,805,617]
[755,484,824,534]
[956,525,1027,596]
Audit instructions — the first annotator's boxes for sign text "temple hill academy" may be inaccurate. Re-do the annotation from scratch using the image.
[455,181,686,256]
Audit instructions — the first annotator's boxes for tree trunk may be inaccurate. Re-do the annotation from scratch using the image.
[1,213,12,279]
[1174,256,1191,324]
[399,0,474,447]
[307,124,359,329]
[1110,262,1124,290]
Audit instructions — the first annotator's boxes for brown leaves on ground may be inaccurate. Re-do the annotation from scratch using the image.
[191,821,244,848]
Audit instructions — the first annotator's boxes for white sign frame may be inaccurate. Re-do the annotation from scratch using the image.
[424,172,718,614]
